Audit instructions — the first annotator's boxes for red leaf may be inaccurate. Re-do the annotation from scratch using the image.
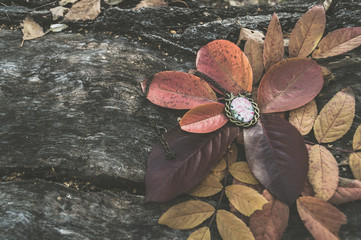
[263,13,284,70]
[196,39,253,94]
[329,178,361,205]
[257,58,323,113]
[180,102,228,133]
[141,71,217,110]
[243,114,309,205]
[145,124,239,202]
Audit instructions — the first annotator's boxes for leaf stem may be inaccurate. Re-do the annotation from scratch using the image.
[304,140,354,153]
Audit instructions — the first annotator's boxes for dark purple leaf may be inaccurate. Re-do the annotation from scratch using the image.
[145,124,239,202]
[243,114,308,205]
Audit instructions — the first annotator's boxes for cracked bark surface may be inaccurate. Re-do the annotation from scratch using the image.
[0,0,361,239]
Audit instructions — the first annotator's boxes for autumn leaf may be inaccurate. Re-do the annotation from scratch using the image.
[64,0,101,21]
[50,6,69,20]
[158,200,215,230]
[308,144,339,201]
[229,161,259,185]
[243,114,309,205]
[313,87,355,143]
[225,184,268,216]
[249,190,289,240]
[141,71,217,110]
[353,124,361,151]
[237,27,265,45]
[180,103,229,133]
[297,196,347,240]
[329,178,361,205]
[226,143,238,166]
[196,39,253,94]
[216,210,255,240]
[211,157,226,172]
[263,13,284,70]
[257,58,323,113]
[289,5,326,58]
[312,27,361,58]
[350,152,361,181]
[145,124,239,202]
[289,100,318,136]
[187,174,223,197]
[244,39,264,84]
[21,16,45,41]
[187,227,210,240]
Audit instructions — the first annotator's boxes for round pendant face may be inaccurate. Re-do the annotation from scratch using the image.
[229,97,255,123]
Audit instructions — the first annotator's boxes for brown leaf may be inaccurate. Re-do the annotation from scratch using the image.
[50,6,69,20]
[249,190,289,240]
[329,177,361,205]
[133,0,168,9]
[237,27,265,45]
[353,124,361,151]
[297,196,347,239]
[301,180,315,197]
[263,13,284,70]
[229,161,259,185]
[321,66,334,86]
[216,210,255,240]
[289,100,318,136]
[187,174,223,197]
[289,5,326,57]
[244,39,264,84]
[64,0,100,21]
[187,227,211,240]
[313,87,355,143]
[158,200,215,230]
[350,152,361,181]
[308,144,339,201]
[312,27,361,58]
[21,16,45,41]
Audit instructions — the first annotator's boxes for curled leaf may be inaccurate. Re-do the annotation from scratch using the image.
[308,144,339,201]
[289,5,326,57]
[141,71,217,110]
[257,58,323,113]
[158,200,215,230]
[244,39,264,84]
[289,100,318,136]
[353,124,361,151]
[249,190,289,240]
[216,210,255,240]
[350,152,361,181]
[313,87,355,143]
[64,0,101,21]
[329,178,361,205]
[263,13,284,70]
[180,102,229,133]
[229,161,259,185]
[312,27,361,58]
[297,196,347,239]
[187,174,223,197]
[196,39,253,94]
[187,227,210,240]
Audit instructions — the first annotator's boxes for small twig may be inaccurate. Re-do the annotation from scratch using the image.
[338,160,349,166]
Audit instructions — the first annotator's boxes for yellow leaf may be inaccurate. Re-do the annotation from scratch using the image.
[313,87,355,143]
[350,152,361,181]
[210,169,226,181]
[187,174,223,197]
[158,200,215,230]
[64,0,101,21]
[211,157,226,171]
[229,162,259,185]
[308,145,339,201]
[187,227,210,240]
[21,16,45,41]
[216,210,255,240]
[225,185,268,216]
[353,125,361,151]
[289,100,318,136]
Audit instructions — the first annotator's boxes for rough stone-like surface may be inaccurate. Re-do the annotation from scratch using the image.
[1,0,361,239]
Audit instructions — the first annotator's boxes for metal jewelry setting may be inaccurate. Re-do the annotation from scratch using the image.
[225,93,260,127]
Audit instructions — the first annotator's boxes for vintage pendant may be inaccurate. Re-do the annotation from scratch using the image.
[225,93,259,127]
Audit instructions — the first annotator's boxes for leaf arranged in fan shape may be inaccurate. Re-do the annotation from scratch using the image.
[353,124,361,151]
[216,210,255,240]
[257,58,323,113]
[145,124,239,202]
[329,178,361,205]
[244,39,264,84]
[289,100,318,136]
[141,71,217,110]
[187,174,223,197]
[289,5,326,58]
[196,39,253,94]
[350,152,361,181]
[158,200,215,230]
[312,27,361,58]
[313,87,355,143]
[229,161,259,185]
[225,184,268,216]
[263,13,284,70]
[180,102,229,133]
[308,144,339,201]
[187,226,211,240]
[297,196,347,240]
[249,190,289,240]
[243,114,309,205]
